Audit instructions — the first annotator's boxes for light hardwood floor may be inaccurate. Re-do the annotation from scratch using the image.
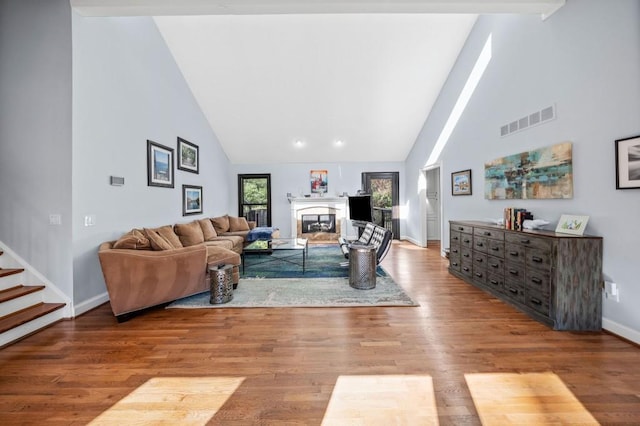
[1,241,639,425]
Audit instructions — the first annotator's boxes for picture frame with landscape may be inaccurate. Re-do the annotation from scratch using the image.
[451,169,472,196]
[182,185,203,216]
[615,134,640,189]
[177,137,199,174]
[555,214,589,236]
[147,140,174,188]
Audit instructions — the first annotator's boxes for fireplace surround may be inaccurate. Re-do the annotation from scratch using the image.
[290,197,348,242]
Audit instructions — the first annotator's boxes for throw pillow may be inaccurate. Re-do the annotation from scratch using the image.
[113,229,151,250]
[175,221,205,247]
[144,228,174,251]
[229,216,250,232]
[212,215,230,234]
[156,225,183,248]
[198,219,218,241]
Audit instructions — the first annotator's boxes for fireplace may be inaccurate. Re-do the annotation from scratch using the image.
[301,214,336,234]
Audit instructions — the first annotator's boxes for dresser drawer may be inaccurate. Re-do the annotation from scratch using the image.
[473,252,488,267]
[505,233,552,251]
[450,230,461,246]
[472,265,487,285]
[461,260,473,278]
[525,288,550,318]
[460,234,473,248]
[505,263,525,284]
[503,281,525,304]
[487,272,505,294]
[505,243,526,264]
[461,247,472,261]
[449,252,461,271]
[526,248,552,272]
[450,245,461,257]
[451,223,473,234]
[487,239,505,257]
[474,236,488,253]
[474,227,505,241]
[526,269,551,295]
[487,255,504,274]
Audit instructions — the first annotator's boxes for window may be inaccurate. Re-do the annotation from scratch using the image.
[238,174,271,227]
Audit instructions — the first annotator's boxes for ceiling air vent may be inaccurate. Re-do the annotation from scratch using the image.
[501,104,556,137]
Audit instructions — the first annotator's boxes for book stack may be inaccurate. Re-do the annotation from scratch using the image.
[504,208,533,231]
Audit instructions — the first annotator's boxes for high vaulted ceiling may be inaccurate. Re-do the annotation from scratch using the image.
[71,1,565,164]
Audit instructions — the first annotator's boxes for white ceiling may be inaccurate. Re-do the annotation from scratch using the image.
[71,1,565,164]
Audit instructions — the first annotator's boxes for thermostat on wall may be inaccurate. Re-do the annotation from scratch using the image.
[110,176,125,186]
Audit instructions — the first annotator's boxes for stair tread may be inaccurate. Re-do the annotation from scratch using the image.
[0,302,66,334]
[0,285,45,303]
[0,268,24,278]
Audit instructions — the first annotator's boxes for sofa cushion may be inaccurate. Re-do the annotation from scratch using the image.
[205,245,241,266]
[203,240,235,251]
[199,219,218,241]
[175,221,205,247]
[144,225,183,250]
[212,215,230,234]
[229,216,250,232]
[113,229,151,250]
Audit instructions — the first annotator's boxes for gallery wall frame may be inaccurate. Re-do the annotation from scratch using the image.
[177,137,199,174]
[451,169,472,196]
[147,140,174,188]
[615,134,640,189]
[182,184,203,216]
[310,169,328,194]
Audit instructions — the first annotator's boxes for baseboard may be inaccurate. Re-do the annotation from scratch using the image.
[602,317,640,345]
[74,291,110,317]
[402,236,424,247]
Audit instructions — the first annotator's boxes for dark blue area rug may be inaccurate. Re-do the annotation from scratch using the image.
[241,244,387,279]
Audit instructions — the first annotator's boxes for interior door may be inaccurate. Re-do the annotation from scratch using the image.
[362,172,400,239]
[425,168,441,241]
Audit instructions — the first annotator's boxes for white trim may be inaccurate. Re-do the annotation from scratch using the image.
[402,236,421,247]
[603,317,640,345]
[74,291,110,317]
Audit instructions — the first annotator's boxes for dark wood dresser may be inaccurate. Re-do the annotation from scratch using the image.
[448,220,603,331]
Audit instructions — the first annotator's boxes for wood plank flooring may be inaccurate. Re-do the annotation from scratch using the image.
[0,241,639,425]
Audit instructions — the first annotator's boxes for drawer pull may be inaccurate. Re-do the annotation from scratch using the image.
[458,227,464,231]
[463,267,470,272]
[484,231,491,236]
[463,253,470,258]
[451,262,458,267]
[530,298,542,305]
[531,277,542,284]
[475,272,483,278]
[509,269,519,276]
[521,239,530,244]
[509,251,519,257]
[476,258,483,263]
[464,239,470,243]
[490,279,499,285]
[476,242,484,247]
[491,247,500,251]
[532,256,543,263]
[490,263,499,268]
[508,287,518,294]
[452,248,458,253]
[452,236,459,241]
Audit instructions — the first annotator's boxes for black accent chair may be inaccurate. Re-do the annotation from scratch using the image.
[338,222,393,264]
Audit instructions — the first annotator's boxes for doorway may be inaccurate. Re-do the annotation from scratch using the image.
[425,167,441,242]
[361,172,400,239]
[238,174,271,227]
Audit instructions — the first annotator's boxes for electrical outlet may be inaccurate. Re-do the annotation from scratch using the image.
[604,281,620,302]
[84,215,96,227]
[49,214,61,225]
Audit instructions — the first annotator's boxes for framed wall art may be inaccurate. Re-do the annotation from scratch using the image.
[615,134,640,189]
[182,184,203,216]
[147,140,174,188]
[177,137,199,174]
[451,169,472,196]
[310,169,328,194]
[555,214,589,236]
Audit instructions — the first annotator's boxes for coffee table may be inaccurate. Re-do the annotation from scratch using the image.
[242,238,309,274]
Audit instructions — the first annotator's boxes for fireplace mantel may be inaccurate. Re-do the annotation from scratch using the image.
[290,197,348,240]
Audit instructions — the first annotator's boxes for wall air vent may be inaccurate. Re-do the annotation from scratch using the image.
[501,104,556,137]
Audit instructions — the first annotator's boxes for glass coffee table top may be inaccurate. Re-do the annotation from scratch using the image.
[244,238,308,252]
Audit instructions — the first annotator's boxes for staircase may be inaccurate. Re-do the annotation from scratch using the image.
[0,249,67,348]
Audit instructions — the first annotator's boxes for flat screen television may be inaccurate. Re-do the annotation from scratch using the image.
[348,195,373,223]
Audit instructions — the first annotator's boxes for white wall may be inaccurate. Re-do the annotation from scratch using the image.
[232,162,405,238]
[405,0,640,339]
[0,0,74,297]
[72,14,232,307]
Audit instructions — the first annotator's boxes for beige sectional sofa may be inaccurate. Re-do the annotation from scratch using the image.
[98,215,255,321]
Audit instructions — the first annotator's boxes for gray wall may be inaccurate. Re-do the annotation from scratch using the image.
[0,0,74,296]
[232,162,405,238]
[72,14,232,307]
[405,0,640,339]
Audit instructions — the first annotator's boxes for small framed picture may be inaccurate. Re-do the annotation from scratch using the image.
[310,169,328,194]
[177,137,199,174]
[615,135,640,189]
[182,185,203,216]
[147,140,174,188]
[555,214,589,236]
[451,169,472,196]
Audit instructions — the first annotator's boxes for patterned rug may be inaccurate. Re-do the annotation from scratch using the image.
[166,275,418,309]
[241,244,387,279]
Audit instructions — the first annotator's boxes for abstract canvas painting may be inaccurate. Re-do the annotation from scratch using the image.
[484,142,573,199]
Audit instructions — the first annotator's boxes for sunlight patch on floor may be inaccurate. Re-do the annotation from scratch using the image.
[465,372,598,425]
[89,377,245,426]
[322,374,439,425]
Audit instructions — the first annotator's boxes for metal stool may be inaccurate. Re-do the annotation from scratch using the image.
[209,264,234,304]
[348,245,377,290]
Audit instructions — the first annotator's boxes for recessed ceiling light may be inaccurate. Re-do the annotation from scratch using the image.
[334,140,344,147]
[294,140,305,147]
